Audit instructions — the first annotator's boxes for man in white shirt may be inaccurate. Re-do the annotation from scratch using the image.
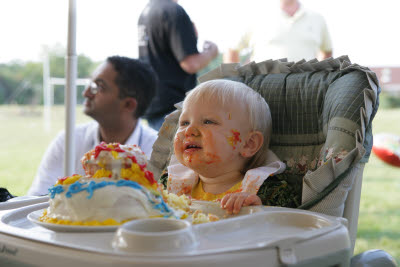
[28,56,158,196]
[251,0,332,62]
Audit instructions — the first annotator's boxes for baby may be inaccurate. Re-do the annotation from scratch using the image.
[164,79,285,214]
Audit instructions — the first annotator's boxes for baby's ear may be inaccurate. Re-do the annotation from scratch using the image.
[240,131,264,158]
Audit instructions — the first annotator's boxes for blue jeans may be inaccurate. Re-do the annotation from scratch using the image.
[147,115,165,131]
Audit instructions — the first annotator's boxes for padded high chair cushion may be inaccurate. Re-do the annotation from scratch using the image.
[149,56,380,217]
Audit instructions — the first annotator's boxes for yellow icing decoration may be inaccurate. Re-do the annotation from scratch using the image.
[55,174,82,185]
[120,163,157,190]
[122,163,143,178]
[62,175,82,185]
[111,150,119,159]
[93,169,112,178]
[39,210,131,226]
[107,144,115,149]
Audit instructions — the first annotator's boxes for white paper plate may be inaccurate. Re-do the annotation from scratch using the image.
[26,200,263,232]
[189,200,264,218]
[27,209,119,232]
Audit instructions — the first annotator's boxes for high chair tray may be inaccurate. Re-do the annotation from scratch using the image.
[0,195,49,210]
[0,199,351,267]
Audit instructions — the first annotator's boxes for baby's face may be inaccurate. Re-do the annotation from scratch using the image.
[174,97,250,177]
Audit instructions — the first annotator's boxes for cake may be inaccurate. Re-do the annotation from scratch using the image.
[40,142,184,226]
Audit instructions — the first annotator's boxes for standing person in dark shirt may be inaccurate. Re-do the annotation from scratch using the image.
[138,0,218,130]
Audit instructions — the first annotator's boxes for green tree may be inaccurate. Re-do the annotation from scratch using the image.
[44,44,98,104]
[0,60,42,104]
[0,44,98,105]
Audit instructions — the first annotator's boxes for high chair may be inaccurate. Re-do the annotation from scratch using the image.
[149,56,380,256]
[0,56,395,267]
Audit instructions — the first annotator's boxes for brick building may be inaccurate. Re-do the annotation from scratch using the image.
[370,67,400,95]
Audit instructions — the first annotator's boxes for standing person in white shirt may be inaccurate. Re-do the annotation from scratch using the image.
[28,56,158,196]
[250,0,332,62]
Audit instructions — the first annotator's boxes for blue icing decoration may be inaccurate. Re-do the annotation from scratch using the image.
[48,185,64,199]
[60,180,144,199]
[145,193,174,217]
[66,182,86,198]
[154,201,172,213]
[86,181,114,199]
[116,179,142,189]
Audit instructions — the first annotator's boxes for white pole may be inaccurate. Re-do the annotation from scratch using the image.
[43,52,51,132]
[65,0,77,176]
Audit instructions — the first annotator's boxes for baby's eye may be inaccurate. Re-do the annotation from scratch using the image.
[203,119,215,125]
[180,120,190,126]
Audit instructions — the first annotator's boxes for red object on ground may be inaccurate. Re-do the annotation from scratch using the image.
[372,146,400,167]
[372,133,400,167]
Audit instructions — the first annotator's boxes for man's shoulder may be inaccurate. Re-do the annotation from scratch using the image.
[74,121,98,138]
[51,121,96,146]
[141,121,158,141]
[156,1,189,20]
[303,8,326,23]
[149,0,182,15]
[75,121,97,131]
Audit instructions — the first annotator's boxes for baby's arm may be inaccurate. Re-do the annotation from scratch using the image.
[220,192,262,214]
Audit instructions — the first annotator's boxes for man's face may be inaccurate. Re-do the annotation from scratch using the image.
[82,62,124,122]
[174,96,250,178]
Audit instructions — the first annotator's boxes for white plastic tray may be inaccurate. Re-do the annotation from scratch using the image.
[0,196,49,210]
[0,201,343,256]
[0,199,351,266]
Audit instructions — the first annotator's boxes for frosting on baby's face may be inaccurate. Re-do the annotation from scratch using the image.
[174,97,251,178]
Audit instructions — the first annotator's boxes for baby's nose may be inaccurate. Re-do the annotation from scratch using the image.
[185,125,200,137]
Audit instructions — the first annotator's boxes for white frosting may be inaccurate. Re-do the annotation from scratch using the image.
[47,178,167,222]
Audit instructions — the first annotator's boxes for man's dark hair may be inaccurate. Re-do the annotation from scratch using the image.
[107,56,157,118]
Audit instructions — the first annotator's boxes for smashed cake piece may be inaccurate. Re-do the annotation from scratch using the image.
[81,142,156,191]
[191,209,220,224]
[162,190,191,212]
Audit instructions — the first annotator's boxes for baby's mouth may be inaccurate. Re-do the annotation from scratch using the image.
[184,143,202,152]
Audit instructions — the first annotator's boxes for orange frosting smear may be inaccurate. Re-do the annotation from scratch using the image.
[203,152,221,164]
[227,129,242,149]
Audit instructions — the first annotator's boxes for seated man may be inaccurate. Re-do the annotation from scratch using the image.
[28,56,158,196]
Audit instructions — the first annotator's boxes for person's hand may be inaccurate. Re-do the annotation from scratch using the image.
[203,41,218,58]
[220,192,262,215]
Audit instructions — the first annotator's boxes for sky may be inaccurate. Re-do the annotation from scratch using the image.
[0,0,399,67]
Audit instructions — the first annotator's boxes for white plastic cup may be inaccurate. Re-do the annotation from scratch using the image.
[112,218,197,253]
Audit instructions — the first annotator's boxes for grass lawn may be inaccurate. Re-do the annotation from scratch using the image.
[1,105,399,264]
[0,105,91,195]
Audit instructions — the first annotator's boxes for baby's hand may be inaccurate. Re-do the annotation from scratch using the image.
[220,192,262,215]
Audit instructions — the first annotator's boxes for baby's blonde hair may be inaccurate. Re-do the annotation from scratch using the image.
[183,79,272,172]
